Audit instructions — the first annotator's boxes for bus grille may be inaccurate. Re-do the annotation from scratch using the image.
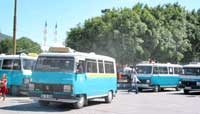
[34,84,63,92]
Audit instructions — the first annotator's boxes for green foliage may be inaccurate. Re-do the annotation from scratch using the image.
[0,37,42,54]
[66,3,200,64]
[0,38,13,54]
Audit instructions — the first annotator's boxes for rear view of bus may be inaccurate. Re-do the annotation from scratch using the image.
[180,63,200,94]
[29,47,117,109]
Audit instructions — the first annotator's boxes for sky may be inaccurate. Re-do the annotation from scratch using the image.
[0,0,199,48]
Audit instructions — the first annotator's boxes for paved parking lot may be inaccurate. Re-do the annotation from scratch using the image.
[0,89,200,114]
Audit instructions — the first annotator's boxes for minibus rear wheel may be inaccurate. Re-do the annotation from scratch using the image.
[105,91,113,103]
[153,85,160,92]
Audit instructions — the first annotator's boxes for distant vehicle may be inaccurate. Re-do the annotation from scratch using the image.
[136,62,182,92]
[29,47,117,109]
[0,54,37,96]
[180,62,200,94]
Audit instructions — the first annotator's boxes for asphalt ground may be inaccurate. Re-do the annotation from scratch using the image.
[0,89,200,114]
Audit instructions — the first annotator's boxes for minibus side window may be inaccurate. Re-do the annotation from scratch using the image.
[153,67,159,74]
[174,67,182,74]
[159,67,168,74]
[98,60,104,73]
[86,59,97,73]
[169,67,173,74]
[13,59,21,70]
[104,61,114,73]
[2,59,13,70]
[0,60,2,69]
[77,60,85,73]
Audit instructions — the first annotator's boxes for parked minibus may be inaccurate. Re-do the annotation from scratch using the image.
[29,47,117,109]
[0,54,37,96]
[180,62,200,94]
[135,62,182,92]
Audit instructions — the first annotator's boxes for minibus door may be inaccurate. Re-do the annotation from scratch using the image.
[75,60,87,93]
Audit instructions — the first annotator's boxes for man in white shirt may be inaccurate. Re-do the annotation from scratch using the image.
[128,68,140,94]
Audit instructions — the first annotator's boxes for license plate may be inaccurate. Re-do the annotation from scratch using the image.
[185,87,191,90]
[41,94,53,99]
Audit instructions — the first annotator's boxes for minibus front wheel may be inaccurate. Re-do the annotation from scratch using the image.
[184,89,189,94]
[73,95,85,109]
[153,85,160,92]
[11,85,19,96]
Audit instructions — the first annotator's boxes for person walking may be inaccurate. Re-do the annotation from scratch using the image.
[0,73,8,101]
[128,68,140,94]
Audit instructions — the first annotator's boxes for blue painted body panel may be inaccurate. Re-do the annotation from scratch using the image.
[138,74,180,87]
[0,70,30,88]
[31,72,117,97]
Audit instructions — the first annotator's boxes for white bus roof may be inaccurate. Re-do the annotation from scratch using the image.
[39,51,115,61]
[136,63,182,67]
[0,54,37,60]
[183,63,200,68]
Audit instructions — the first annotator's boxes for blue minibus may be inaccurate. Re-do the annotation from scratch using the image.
[29,47,117,108]
[180,63,200,94]
[0,54,37,96]
[136,62,182,92]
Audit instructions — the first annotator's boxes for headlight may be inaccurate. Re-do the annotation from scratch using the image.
[63,85,72,92]
[24,78,30,84]
[196,82,200,86]
[146,80,150,83]
[29,83,35,91]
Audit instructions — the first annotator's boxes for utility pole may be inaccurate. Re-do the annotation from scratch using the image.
[13,0,17,55]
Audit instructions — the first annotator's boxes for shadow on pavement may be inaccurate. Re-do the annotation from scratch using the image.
[168,91,200,97]
[0,100,106,112]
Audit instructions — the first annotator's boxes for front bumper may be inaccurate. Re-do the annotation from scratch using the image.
[181,81,200,91]
[137,83,153,89]
[29,91,78,103]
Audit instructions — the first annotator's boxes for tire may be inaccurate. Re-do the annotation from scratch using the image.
[184,89,189,94]
[39,100,49,106]
[175,87,181,91]
[153,85,160,92]
[11,86,19,96]
[105,91,113,103]
[73,95,85,109]
[138,88,143,92]
[161,88,165,91]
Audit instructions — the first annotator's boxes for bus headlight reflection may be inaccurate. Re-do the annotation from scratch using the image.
[63,85,72,92]
[24,78,30,84]
[196,82,200,86]
[146,80,150,83]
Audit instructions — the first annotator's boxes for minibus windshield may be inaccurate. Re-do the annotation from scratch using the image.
[183,67,200,76]
[35,56,74,72]
[136,66,152,74]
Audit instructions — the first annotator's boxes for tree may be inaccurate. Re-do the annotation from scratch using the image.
[66,3,198,64]
[0,38,13,54]
[16,37,42,54]
[0,37,42,54]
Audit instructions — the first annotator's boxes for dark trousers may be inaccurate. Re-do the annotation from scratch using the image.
[128,83,138,94]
